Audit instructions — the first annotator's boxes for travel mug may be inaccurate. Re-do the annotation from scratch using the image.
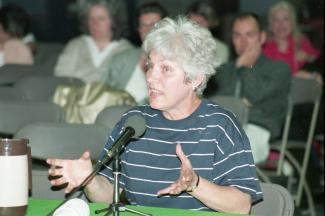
[0,138,30,216]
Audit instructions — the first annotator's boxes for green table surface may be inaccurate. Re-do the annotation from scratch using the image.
[26,198,245,216]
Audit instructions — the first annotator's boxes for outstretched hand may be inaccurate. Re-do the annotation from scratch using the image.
[47,151,93,193]
[157,144,198,195]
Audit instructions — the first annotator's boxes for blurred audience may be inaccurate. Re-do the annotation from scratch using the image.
[0,3,33,67]
[187,1,229,64]
[264,1,323,146]
[210,12,291,163]
[54,0,132,83]
[263,1,321,83]
[103,2,167,104]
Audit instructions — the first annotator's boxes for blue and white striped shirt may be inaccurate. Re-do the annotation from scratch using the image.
[98,98,263,211]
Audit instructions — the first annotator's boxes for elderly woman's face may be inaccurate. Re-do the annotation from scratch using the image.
[270,8,293,39]
[146,52,194,113]
[87,5,112,41]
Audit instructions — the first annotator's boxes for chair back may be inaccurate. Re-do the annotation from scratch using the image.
[0,101,64,135]
[95,105,132,131]
[34,42,64,69]
[14,122,109,161]
[14,75,84,101]
[251,183,294,216]
[0,64,49,85]
[14,121,108,200]
[208,95,249,126]
[0,86,23,101]
[276,77,322,207]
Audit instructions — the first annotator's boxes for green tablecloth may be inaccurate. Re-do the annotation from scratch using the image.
[26,198,244,216]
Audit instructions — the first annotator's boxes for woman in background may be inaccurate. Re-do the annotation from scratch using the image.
[0,3,33,67]
[187,1,229,64]
[263,1,321,81]
[54,0,132,83]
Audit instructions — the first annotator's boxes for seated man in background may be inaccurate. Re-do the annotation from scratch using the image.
[103,2,167,104]
[209,12,291,163]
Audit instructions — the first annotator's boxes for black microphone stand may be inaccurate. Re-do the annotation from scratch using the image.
[94,156,151,216]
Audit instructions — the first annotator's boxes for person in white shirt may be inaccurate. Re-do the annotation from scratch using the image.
[54,0,132,83]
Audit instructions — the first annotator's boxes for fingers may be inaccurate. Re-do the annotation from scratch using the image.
[157,179,189,196]
[176,144,191,166]
[48,165,62,176]
[46,158,65,167]
[81,151,91,160]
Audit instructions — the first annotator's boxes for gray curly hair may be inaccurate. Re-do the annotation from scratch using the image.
[143,16,220,95]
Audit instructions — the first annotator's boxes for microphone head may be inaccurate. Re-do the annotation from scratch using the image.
[53,198,90,216]
[124,115,146,138]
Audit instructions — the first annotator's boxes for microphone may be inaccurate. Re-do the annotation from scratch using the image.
[47,115,146,216]
[53,198,89,216]
[103,114,146,161]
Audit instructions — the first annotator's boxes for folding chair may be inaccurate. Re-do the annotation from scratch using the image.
[0,86,23,101]
[0,64,49,85]
[14,75,84,101]
[0,101,65,136]
[208,95,249,127]
[259,77,322,216]
[34,42,64,69]
[95,105,133,131]
[251,183,294,216]
[14,122,109,161]
[14,122,110,199]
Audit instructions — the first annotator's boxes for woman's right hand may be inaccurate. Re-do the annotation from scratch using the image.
[47,151,93,193]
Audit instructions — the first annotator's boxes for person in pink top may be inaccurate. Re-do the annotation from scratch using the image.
[263,1,321,80]
[0,4,33,67]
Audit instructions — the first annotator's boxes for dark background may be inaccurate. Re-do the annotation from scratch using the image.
[0,0,323,47]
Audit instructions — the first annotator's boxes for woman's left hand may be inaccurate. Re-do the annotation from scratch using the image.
[157,144,199,195]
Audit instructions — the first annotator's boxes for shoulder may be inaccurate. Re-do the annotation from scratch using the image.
[120,104,157,122]
[216,60,236,75]
[201,99,240,128]
[262,55,290,71]
[112,46,141,60]
[214,38,229,50]
[298,34,311,44]
[65,35,87,48]
[114,39,134,51]
[3,39,32,58]
[4,39,29,50]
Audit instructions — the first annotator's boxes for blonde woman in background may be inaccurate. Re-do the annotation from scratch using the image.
[263,1,321,83]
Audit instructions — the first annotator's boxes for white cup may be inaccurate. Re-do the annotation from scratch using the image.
[53,198,90,216]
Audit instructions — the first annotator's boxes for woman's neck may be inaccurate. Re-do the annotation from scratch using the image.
[94,38,111,51]
[162,96,202,121]
[275,36,288,52]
